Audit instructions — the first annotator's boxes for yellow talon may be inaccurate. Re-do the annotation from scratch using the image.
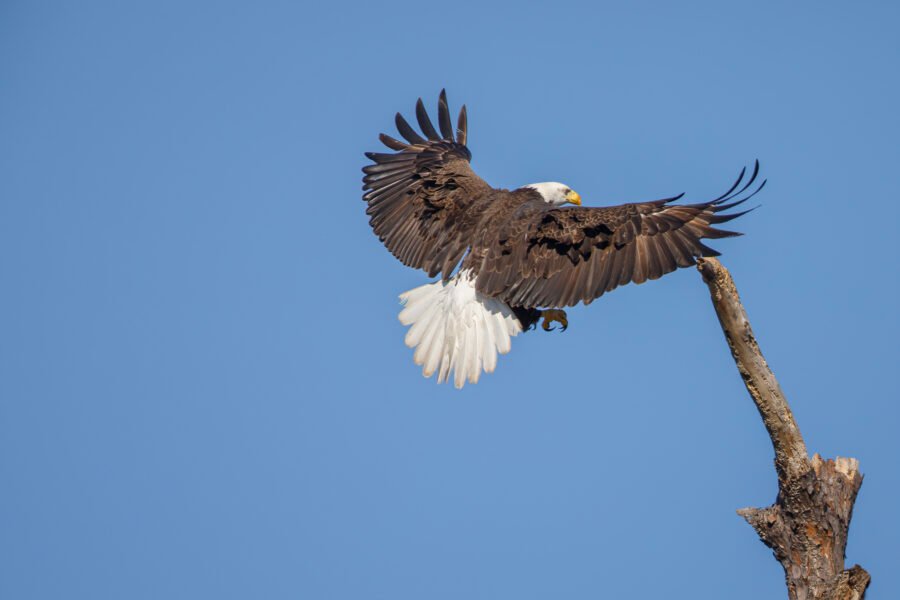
[540,309,568,332]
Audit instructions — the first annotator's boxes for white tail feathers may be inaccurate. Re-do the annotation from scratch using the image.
[398,270,523,389]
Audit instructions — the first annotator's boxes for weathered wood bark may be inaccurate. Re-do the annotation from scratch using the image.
[696,258,870,600]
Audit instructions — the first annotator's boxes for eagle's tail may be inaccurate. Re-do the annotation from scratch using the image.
[398,270,523,389]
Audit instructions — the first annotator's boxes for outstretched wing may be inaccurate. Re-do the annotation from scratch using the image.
[362,90,494,279]
[475,163,765,308]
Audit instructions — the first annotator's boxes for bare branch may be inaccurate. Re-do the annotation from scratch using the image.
[696,257,808,484]
[696,258,870,600]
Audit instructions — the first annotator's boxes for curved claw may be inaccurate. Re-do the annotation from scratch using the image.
[540,309,568,333]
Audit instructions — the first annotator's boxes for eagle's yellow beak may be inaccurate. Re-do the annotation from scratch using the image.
[566,190,582,206]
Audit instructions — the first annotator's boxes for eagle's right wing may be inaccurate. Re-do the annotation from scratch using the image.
[363,90,494,280]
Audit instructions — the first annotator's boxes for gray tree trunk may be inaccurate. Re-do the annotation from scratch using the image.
[696,258,870,600]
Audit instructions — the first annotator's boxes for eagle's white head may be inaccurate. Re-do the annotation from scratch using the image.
[524,182,582,206]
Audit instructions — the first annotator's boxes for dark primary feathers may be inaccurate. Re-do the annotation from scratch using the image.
[363,91,764,309]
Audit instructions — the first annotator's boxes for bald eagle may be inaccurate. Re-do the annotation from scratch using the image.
[363,91,763,388]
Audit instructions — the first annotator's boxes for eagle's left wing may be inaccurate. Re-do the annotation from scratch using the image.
[363,90,495,280]
[475,164,764,308]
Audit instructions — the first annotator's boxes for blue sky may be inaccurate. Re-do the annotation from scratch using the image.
[2,1,898,598]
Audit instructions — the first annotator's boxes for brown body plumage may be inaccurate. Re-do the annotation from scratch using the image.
[362,91,764,387]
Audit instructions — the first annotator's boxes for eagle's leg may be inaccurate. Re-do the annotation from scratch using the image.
[540,309,568,332]
[510,306,569,332]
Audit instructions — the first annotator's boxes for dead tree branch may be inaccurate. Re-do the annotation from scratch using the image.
[696,258,870,600]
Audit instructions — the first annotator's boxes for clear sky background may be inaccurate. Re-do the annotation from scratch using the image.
[2,1,898,598]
